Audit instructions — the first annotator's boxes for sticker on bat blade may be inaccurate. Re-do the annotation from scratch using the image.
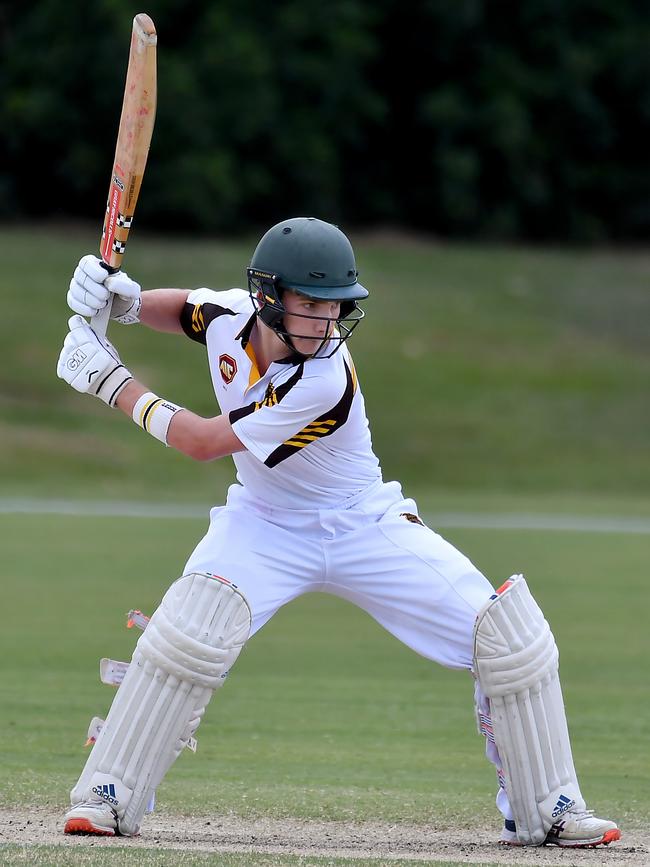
[102,177,124,261]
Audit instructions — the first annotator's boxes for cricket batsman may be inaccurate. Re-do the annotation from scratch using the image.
[57,217,621,848]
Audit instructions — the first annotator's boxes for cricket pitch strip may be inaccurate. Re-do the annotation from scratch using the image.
[0,807,648,865]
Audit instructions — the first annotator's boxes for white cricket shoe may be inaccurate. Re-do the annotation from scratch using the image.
[499,810,621,848]
[544,809,621,847]
[64,800,118,836]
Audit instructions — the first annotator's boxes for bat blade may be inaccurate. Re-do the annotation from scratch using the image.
[94,12,157,337]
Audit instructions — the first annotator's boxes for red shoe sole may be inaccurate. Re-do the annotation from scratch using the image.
[64,817,115,836]
[581,828,622,848]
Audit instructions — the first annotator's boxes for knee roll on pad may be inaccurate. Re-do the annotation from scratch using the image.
[473,575,584,845]
[71,573,251,835]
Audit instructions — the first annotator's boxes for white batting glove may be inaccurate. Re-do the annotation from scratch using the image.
[57,315,133,407]
[67,254,142,324]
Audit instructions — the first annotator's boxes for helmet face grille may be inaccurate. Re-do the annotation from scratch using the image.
[246,269,364,359]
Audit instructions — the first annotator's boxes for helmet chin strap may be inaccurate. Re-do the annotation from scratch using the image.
[255,288,328,359]
[270,316,330,361]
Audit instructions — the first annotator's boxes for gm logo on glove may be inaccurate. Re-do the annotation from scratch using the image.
[67,348,88,371]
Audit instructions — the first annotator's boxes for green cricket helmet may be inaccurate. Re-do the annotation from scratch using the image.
[247,217,367,357]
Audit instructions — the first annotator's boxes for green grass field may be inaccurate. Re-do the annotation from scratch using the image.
[1,511,648,865]
[1,225,648,864]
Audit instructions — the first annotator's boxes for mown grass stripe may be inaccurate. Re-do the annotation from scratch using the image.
[1,498,649,534]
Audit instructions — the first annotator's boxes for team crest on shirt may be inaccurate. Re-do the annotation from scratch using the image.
[219,354,237,384]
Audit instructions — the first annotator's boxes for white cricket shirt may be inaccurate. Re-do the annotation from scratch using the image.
[181,288,382,508]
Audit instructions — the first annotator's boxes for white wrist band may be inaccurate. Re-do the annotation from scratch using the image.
[132,391,183,445]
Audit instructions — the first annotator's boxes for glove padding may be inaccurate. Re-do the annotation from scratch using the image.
[68,254,142,324]
[57,315,133,407]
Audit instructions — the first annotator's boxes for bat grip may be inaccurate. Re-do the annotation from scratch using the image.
[91,261,119,339]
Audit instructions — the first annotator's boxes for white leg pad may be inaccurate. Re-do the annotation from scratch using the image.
[473,575,585,845]
[71,573,251,835]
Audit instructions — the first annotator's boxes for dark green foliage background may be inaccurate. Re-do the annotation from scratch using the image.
[1,0,648,240]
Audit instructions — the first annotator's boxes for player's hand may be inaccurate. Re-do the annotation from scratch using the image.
[67,254,142,324]
[57,315,133,407]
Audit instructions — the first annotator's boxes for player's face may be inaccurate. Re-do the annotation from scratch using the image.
[282,292,341,356]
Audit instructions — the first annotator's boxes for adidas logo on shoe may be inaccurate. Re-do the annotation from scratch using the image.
[551,793,575,817]
[91,783,119,807]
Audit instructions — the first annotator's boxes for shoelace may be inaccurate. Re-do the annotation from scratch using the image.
[567,809,595,821]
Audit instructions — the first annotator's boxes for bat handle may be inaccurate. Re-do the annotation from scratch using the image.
[91,261,118,339]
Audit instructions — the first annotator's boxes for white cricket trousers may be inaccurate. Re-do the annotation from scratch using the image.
[184,479,511,818]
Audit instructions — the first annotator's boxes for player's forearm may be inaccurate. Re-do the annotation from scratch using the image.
[139,288,190,333]
[116,380,244,461]
[167,407,245,461]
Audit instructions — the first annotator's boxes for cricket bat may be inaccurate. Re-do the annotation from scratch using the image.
[93,13,157,338]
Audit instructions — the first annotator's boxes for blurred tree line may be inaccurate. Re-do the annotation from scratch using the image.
[1,0,648,241]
